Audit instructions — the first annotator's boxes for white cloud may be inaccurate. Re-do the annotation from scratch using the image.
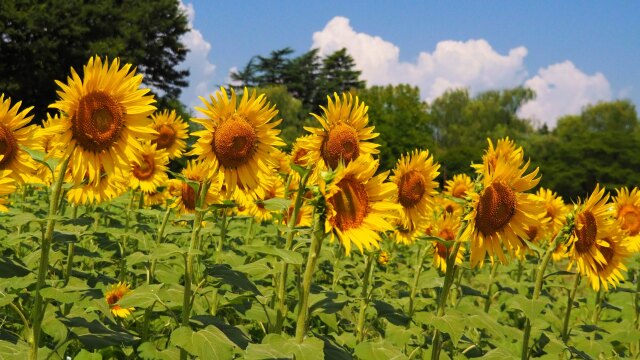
[518,61,611,128]
[178,1,216,108]
[311,16,612,127]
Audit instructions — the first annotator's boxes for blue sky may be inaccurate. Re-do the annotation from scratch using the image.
[178,1,640,127]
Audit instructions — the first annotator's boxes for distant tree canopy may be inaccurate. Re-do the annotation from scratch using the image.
[0,0,190,120]
[230,47,365,112]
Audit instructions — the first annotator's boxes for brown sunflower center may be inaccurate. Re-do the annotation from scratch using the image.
[329,177,369,231]
[0,125,18,168]
[213,118,257,168]
[476,182,516,236]
[525,225,538,241]
[619,204,640,236]
[436,242,448,260]
[155,124,176,150]
[398,170,426,208]
[292,148,308,166]
[132,154,155,180]
[322,123,360,169]
[574,210,597,254]
[452,184,468,198]
[438,228,455,241]
[181,183,197,211]
[106,292,121,305]
[72,91,124,152]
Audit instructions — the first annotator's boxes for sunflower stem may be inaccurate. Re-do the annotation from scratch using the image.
[294,210,325,343]
[409,244,430,318]
[180,180,210,360]
[149,206,172,283]
[356,252,376,343]
[274,171,310,334]
[483,262,500,313]
[217,209,227,254]
[118,190,136,282]
[592,288,602,325]
[561,272,581,343]
[29,155,70,360]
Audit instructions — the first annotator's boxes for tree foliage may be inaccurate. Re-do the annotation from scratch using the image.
[0,0,190,120]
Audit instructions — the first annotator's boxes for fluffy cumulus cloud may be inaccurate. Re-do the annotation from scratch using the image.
[312,16,612,127]
[178,1,216,108]
[518,61,611,127]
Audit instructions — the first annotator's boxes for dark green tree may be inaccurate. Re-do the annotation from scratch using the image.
[284,49,321,110]
[0,0,190,120]
[319,48,366,99]
[254,47,294,86]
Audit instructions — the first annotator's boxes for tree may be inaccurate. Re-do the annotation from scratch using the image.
[0,0,190,121]
[284,49,321,110]
[254,47,294,86]
[319,48,366,99]
[254,86,307,149]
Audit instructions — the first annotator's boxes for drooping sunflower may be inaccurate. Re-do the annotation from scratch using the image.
[66,170,128,206]
[391,150,440,229]
[461,155,541,267]
[323,155,399,255]
[566,185,618,278]
[301,93,379,171]
[589,233,630,291]
[150,109,189,160]
[168,160,220,214]
[613,187,640,252]
[429,214,465,272]
[0,94,39,183]
[105,282,135,318]
[444,174,474,199]
[130,142,169,194]
[190,87,284,191]
[0,168,16,212]
[49,56,156,185]
[247,174,285,223]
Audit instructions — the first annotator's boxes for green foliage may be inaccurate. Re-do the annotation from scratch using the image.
[0,0,189,120]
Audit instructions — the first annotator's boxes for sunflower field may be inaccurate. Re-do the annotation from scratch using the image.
[0,56,639,360]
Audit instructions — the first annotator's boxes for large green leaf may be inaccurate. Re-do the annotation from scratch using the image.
[170,326,236,359]
[354,340,407,360]
[243,245,304,265]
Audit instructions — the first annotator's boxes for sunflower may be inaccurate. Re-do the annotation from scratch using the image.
[531,188,569,242]
[168,160,219,214]
[105,282,135,318]
[473,137,524,175]
[0,168,15,212]
[130,142,169,194]
[49,56,156,185]
[144,186,171,207]
[461,155,541,267]
[283,192,313,228]
[301,93,379,172]
[286,135,318,194]
[444,174,474,199]
[0,94,39,183]
[391,150,440,229]
[190,87,284,191]
[613,187,640,252]
[394,220,426,245]
[323,155,399,255]
[29,114,67,186]
[377,251,390,266]
[150,109,189,160]
[567,185,618,278]
[429,214,465,272]
[589,233,630,291]
[271,148,291,175]
[66,169,128,205]
[247,174,285,223]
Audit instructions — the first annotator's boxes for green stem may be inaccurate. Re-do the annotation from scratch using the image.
[561,273,581,343]
[592,288,602,325]
[430,221,467,360]
[29,155,70,360]
[149,206,172,283]
[274,171,311,334]
[409,245,430,317]
[217,210,227,254]
[356,252,376,343]
[119,191,136,282]
[483,262,500,313]
[521,232,563,360]
[180,180,210,360]
[294,211,325,343]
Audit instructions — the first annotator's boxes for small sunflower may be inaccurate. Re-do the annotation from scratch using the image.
[283,192,313,228]
[444,174,474,199]
[323,155,399,255]
[0,94,39,183]
[130,142,169,194]
[247,175,285,223]
[429,214,465,272]
[589,233,630,291]
[461,155,541,267]
[190,87,284,191]
[50,56,156,185]
[567,185,617,278]
[271,149,291,175]
[66,170,128,205]
[144,187,171,207]
[531,188,569,243]
[391,149,440,229]
[0,168,16,212]
[150,109,189,160]
[377,251,390,266]
[473,137,524,175]
[301,93,379,171]
[105,282,135,318]
[394,220,426,245]
[613,187,640,252]
[168,160,219,214]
